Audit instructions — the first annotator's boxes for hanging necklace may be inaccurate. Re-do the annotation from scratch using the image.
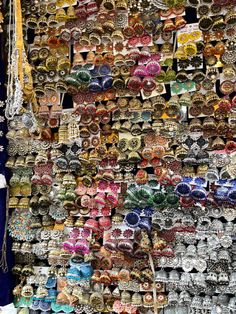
[5,0,24,120]
[5,0,38,136]
[0,187,9,273]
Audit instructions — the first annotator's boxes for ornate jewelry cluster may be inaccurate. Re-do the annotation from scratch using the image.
[3,0,236,313]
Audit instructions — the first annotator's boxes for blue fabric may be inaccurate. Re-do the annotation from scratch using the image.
[0,51,14,305]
